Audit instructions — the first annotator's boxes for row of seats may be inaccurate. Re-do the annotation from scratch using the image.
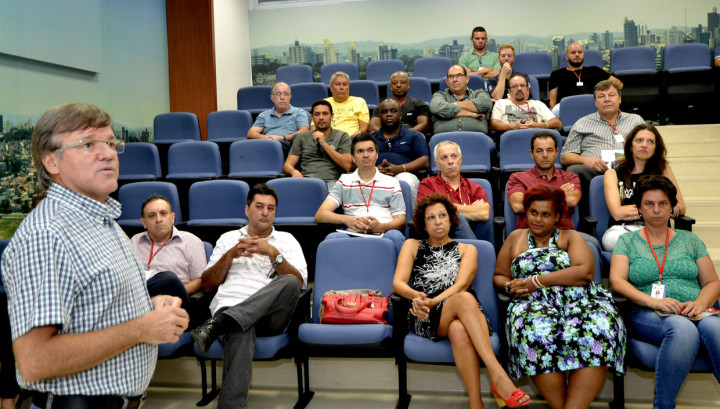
[151,236,708,408]
[274,44,715,85]
[124,129,566,182]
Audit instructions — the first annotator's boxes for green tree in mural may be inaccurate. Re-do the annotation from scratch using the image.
[6,156,23,176]
[0,200,10,214]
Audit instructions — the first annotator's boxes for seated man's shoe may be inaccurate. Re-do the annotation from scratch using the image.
[191,317,222,353]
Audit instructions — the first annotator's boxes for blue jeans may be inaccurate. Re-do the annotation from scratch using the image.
[325,230,406,256]
[628,308,720,409]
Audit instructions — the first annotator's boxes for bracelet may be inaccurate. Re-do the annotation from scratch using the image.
[505,281,511,294]
[532,275,546,289]
[402,164,407,172]
[530,275,539,289]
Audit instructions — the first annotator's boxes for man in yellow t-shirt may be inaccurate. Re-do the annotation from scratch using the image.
[324,71,369,135]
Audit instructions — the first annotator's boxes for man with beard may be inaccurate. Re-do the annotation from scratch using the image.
[487,44,530,101]
[507,131,581,230]
[369,71,430,135]
[371,99,430,201]
[282,100,352,188]
[490,74,562,132]
[548,43,623,114]
[430,65,492,134]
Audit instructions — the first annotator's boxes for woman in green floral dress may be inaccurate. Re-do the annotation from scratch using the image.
[494,185,625,409]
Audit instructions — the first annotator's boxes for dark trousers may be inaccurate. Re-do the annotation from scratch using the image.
[0,293,19,399]
[216,274,301,409]
[146,271,195,325]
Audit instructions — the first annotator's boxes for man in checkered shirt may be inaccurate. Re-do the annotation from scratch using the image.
[0,103,188,409]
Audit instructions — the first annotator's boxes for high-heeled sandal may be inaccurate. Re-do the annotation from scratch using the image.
[491,383,531,408]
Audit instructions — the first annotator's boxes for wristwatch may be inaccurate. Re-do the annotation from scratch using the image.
[272,254,285,267]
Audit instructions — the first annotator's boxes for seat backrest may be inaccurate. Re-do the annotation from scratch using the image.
[398,180,412,238]
[611,47,657,75]
[455,239,499,333]
[321,63,360,85]
[467,179,495,246]
[664,43,711,72]
[153,112,201,143]
[188,179,249,222]
[311,238,397,323]
[118,143,161,180]
[559,94,597,131]
[237,85,274,111]
[117,181,182,225]
[429,132,493,173]
[228,140,284,176]
[528,76,540,100]
[202,241,213,262]
[588,175,610,243]
[514,52,553,77]
[289,82,328,110]
[266,178,328,220]
[412,57,452,81]
[0,239,9,291]
[166,141,222,179]
[407,77,432,104]
[350,80,380,107]
[366,59,405,84]
[499,129,563,171]
[276,64,314,85]
[206,110,252,142]
[559,49,603,69]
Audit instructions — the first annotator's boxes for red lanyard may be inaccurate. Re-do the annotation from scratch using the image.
[444,180,470,205]
[568,68,582,82]
[147,237,171,268]
[359,181,376,213]
[643,228,669,284]
[606,120,618,134]
[513,103,536,121]
[398,98,407,107]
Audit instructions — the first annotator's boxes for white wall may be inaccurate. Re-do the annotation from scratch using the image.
[213,0,253,110]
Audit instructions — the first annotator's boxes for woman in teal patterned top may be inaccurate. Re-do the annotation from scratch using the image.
[610,175,720,409]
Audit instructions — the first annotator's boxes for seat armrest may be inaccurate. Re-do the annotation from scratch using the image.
[290,288,313,333]
[675,215,695,231]
[391,294,410,356]
[581,216,598,237]
[493,216,505,250]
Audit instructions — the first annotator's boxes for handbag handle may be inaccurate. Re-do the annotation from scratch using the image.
[334,293,374,314]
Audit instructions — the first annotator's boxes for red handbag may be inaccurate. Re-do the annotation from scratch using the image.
[319,290,389,324]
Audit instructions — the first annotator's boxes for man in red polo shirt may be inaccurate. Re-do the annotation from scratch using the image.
[417,140,490,239]
[507,131,580,229]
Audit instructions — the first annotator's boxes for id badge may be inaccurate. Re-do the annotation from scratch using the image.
[651,283,666,299]
[614,134,624,144]
[576,81,584,86]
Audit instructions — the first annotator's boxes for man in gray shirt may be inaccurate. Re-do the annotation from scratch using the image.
[561,79,645,214]
[430,64,493,134]
[282,100,352,188]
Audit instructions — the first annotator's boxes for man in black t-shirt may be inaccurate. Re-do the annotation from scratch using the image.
[369,71,430,135]
[548,43,623,114]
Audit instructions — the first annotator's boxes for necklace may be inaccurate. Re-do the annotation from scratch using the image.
[532,233,551,248]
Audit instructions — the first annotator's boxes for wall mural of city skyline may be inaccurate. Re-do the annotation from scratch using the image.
[249,0,720,84]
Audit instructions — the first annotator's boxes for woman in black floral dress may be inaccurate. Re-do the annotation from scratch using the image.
[494,185,625,409]
[394,194,530,409]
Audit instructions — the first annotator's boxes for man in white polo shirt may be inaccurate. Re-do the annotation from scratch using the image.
[314,133,407,255]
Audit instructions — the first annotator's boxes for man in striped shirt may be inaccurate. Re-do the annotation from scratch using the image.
[1,103,188,409]
[315,133,407,255]
[560,80,645,215]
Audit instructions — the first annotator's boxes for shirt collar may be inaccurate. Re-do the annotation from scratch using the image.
[47,183,122,220]
[351,167,381,184]
[140,226,180,244]
[530,166,559,180]
[239,225,277,240]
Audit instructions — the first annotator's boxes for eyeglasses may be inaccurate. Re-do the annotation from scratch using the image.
[272,92,291,98]
[447,74,465,80]
[509,84,528,89]
[55,138,126,154]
